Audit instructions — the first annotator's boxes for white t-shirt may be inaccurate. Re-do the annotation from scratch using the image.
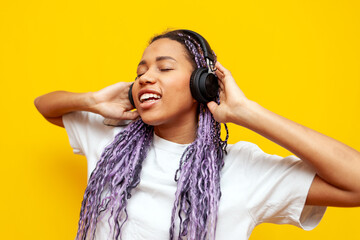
[63,111,326,240]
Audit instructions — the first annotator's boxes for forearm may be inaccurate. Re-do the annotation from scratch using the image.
[232,100,360,192]
[34,91,95,118]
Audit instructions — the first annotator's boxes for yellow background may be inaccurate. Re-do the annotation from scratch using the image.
[1,0,359,239]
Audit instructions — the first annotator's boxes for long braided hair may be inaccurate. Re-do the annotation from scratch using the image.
[76,30,228,240]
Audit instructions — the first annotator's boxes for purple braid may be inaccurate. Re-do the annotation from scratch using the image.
[76,119,153,239]
[170,105,225,240]
[76,30,228,240]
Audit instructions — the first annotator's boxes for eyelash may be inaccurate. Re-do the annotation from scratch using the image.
[137,68,173,78]
[160,68,173,72]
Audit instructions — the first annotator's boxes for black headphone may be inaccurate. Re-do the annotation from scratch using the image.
[128,29,218,107]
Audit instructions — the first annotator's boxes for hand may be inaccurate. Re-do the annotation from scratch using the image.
[207,62,249,124]
[91,82,139,120]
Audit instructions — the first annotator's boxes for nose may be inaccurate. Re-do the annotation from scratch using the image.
[138,70,156,85]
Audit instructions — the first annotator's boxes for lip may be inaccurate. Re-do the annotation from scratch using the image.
[138,89,162,99]
[137,88,162,110]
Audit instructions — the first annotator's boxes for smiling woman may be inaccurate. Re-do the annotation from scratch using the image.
[132,38,198,135]
[34,29,360,240]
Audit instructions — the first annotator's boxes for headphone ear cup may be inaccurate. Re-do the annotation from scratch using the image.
[128,83,135,107]
[190,68,208,104]
[190,68,219,104]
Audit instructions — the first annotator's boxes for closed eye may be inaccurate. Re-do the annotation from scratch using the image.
[136,68,173,78]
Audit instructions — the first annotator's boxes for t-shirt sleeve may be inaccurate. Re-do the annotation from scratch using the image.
[62,111,129,179]
[62,111,117,156]
[62,111,88,155]
[238,142,326,230]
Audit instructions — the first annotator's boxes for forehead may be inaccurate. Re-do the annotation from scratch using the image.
[141,38,188,61]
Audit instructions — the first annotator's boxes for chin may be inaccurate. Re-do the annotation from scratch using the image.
[139,114,165,127]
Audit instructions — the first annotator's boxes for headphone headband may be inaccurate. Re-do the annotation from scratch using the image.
[179,29,216,63]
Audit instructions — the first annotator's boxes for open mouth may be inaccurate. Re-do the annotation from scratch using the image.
[139,93,161,103]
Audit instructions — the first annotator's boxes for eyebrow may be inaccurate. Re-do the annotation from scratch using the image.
[138,56,177,66]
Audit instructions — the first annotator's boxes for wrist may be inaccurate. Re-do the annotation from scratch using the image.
[229,99,262,129]
[82,92,97,113]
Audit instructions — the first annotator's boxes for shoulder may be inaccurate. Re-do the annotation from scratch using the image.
[224,141,265,165]
[222,141,305,178]
[63,111,132,131]
[221,141,262,176]
[226,141,262,156]
[62,111,103,127]
[62,111,128,156]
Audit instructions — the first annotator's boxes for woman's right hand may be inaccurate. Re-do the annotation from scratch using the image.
[91,82,139,120]
[35,82,139,128]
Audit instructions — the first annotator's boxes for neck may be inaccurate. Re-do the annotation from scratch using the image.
[154,118,197,144]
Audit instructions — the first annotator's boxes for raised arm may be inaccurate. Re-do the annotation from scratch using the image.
[208,61,360,207]
[34,82,139,127]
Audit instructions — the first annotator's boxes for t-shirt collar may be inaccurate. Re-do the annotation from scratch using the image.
[152,133,191,154]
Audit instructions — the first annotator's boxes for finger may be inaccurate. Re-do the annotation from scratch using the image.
[124,103,137,111]
[207,101,218,114]
[215,61,232,76]
[218,79,225,91]
[215,69,225,80]
[215,61,225,75]
[215,61,224,73]
[215,64,225,76]
[121,110,139,120]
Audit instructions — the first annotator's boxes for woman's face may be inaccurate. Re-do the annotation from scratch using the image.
[132,38,198,127]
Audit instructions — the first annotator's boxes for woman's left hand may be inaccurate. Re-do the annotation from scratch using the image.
[207,61,249,125]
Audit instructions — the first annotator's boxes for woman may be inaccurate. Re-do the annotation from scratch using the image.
[34,29,360,240]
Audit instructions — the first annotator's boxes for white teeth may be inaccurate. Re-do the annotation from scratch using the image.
[140,93,161,103]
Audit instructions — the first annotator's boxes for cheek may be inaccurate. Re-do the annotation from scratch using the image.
[172,74,193,96]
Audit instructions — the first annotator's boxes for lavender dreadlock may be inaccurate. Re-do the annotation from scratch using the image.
[76,30,228,240]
